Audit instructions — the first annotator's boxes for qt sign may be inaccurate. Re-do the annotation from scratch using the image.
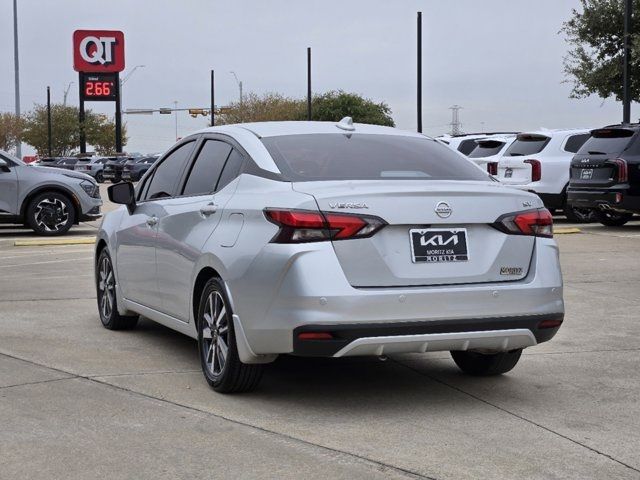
[73,30,125,72]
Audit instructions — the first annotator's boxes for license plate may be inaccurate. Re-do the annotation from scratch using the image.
[504,168,513,178]
[409,228,469,263]
[580,168,593,180]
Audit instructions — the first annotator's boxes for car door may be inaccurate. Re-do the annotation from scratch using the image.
[0,155,19,217]
[115,140,196,309]
[154,137,245,322]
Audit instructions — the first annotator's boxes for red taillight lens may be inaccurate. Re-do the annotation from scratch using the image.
[493,208,553,238]
[487,162,498,176]
[524,159,542,182]
[298,332,334,340]
[610,158,628,183]
[264,208,386,243]
[538,319,563,329]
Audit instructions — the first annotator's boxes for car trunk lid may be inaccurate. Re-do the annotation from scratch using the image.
[293,180,537,287]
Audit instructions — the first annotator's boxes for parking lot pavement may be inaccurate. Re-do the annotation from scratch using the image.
[1,222,639,479]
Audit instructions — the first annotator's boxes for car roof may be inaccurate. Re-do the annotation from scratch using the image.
[516,128,592,138]
[195,121,429,139]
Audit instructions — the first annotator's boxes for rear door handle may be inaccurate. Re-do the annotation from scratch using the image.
[146,215,158,227]
[200,203,218,216]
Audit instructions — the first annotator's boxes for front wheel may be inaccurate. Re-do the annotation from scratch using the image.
[95,171,104,183]
[26,191,75,236]
[451,349,522,376]
[197,278,264,393]
[595,210,633,227]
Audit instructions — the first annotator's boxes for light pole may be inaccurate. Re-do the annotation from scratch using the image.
[230,71,243,111]
[13,0,21,157]
[173,100,178,140]
[121,64,146,85]
[623,0,633,124]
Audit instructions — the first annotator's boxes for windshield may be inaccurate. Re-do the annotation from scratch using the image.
[0,150,25,166]
[261,134,489,182]
[468,140,506,158]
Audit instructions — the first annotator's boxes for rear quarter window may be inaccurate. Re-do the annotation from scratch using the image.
[563,134,590,153]
[457,139,480,156]
[261,134,488,182]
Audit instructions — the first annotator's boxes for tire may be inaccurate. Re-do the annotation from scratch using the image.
[96,249,138,330]
[564,204,596,223]
[95,171,104,183]
[26,191,75,236]
[451,349,523,376]
[595,210,633,227]
[197,278,264,393]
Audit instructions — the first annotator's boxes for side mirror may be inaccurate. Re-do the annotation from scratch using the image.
[0,159,8,170]
[108,182,136,214]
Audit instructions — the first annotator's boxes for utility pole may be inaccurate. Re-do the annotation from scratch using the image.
[115,73,123,153]
[417,11,423,133]
[210,70,215,127]
[230,71,243,120]
[47,87,52,157]
[449,105,463,135]
[13,0,22,157]
[307,47,312,121]
[623,0,633,124]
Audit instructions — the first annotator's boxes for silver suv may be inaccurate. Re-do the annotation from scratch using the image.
[0,150,102,235]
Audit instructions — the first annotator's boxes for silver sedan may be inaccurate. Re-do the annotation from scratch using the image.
[95,119,564,393]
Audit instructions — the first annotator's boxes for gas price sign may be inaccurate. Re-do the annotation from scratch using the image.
[80,73,117,101]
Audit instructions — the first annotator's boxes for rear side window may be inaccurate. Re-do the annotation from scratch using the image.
[457,139,480,156]
[262,134,488,182]
[144,141,195,200]
[577,128,636,155]
[504,134,550,156]
[468,140,505,158]
[563,134,590,153]
[182,140,232,196]
[216,149,245,191]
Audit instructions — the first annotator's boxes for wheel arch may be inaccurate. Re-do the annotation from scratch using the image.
[20,185,81,224]
[192,266,222,328]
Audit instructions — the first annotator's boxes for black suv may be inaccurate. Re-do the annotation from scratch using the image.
[102,157,129,183]
[121,156,158,182]
[567,125,640,226]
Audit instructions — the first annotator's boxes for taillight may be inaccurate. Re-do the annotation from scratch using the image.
[487,162,498,176]
[610,158,628,183]
[524,159,542,182]
[264,208,386,243]
[492,208,553,238]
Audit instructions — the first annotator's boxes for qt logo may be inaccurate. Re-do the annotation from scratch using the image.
[79,36,117,65]
[73,30,125,73]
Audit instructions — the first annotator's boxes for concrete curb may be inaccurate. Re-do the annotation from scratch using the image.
[14,237,96,247]
[554,228,581,235]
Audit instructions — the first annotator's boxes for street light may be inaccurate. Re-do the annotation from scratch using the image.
[63,81,74,106]
[121,65,146,85]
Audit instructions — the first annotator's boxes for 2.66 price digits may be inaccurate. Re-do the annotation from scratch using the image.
[85,81,113,97]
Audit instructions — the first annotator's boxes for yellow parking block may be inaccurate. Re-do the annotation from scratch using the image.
[554,227,581,235]
[14,237,96,247]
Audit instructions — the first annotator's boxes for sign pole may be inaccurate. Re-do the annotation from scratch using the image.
[78,72,86,154]
[623,0,633,124]
[211,70,215,127]
[115,72,122,153]
[46,86,52,157]
[307,47,312,121]
[417,11,423,133]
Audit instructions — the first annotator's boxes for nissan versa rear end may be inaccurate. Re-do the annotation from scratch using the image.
[96,120,564,393]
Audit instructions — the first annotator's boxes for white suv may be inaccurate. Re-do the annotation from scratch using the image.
[468,135,516,172]
[495,129,593,222]
[437,132,518,156]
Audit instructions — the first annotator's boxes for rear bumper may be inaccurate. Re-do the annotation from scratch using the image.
[567,188,640,213]
[293,313,562,356]
[230,238,564,356]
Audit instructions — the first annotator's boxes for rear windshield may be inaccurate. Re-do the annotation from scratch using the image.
[577,129,636,155]
[261,134,488,182]
[457,138,480,156]
[504,135,550,156]
[468,140,505,158]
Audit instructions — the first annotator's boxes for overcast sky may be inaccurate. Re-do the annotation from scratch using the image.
[0,0,633,155]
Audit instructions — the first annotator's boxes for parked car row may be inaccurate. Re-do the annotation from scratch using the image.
[438,125,639,226]
[32,155,160,184]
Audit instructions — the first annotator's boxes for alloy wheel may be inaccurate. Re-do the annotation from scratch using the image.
[201,291,230,377]
[34,197,69,232]
[98,256,115,320]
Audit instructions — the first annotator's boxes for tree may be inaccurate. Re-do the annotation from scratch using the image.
[562,0,640,101]
[0,112,23,153]
[215,92,305,125]
[21,104,126,156]
[214,90,395,126]
[310,90,395,126]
